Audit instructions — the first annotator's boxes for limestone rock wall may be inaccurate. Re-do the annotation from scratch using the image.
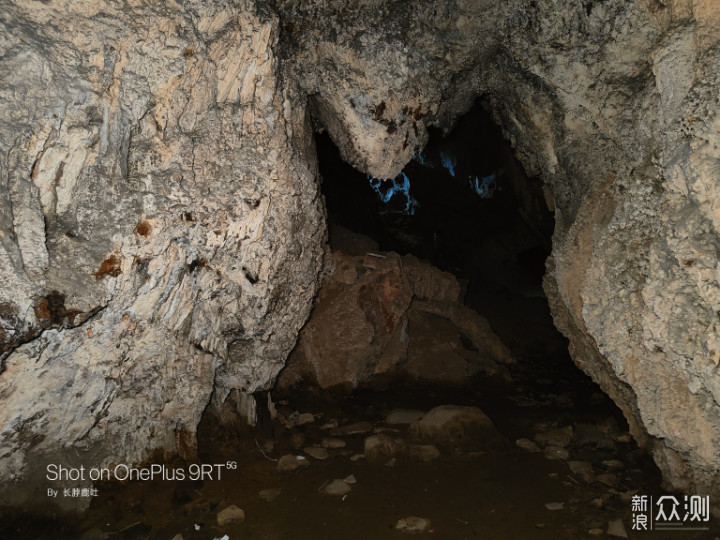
[0,0,325,511]
[275,0,720,509]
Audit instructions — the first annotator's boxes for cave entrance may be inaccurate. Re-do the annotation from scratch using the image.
[254,100,667,538]
[310,99,591,402]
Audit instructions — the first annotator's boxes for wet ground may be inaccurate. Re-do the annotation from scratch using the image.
[3,335,720,540]
[3,234,719,539]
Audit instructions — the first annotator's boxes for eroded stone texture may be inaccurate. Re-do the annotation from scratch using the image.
[275,0,720,511]
[0,0,325,511]
[275,248,512,392]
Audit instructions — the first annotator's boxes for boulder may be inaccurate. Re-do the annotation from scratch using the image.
[409,405,507,451]
[277,249,512,392]
[364,434,405,464]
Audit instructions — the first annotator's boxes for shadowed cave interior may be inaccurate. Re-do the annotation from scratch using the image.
[4,102,702,540]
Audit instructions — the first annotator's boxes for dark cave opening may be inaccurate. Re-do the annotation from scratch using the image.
[316,100,582,391]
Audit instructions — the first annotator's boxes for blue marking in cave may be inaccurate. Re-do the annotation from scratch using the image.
[413,152,428,166]
[440,152,456,177]
[368,172,419,215]
[469,172,497,198]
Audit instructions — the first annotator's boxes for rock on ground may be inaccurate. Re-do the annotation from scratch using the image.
[304,447,329,460]
[395,516,431,535]
[410,405,507,451]
[217,505,245,527]
[364,434,405,464]
[258,488,282,502]
[320,479,352,496]
[276,248,511,392]
[276,455,310,473]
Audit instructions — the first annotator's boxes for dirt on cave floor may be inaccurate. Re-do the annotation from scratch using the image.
[3,292,720,540]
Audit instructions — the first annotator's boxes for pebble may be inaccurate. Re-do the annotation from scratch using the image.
[343,474,357,484]
[395,516,431,534]
[406,444,440,462]
[588,528,604,536]
[321,437,346,448]
[304,446,329,460]
[568,460,595,483]
[607,518,628,538]
[543,445,569,460]
[259,488,282,502]
[545,502,564,511]
[297,412,315,425]
[515,438,541,453]
[350,454,365,462]
[321,419,339,430]
[216,505,245,527]
[386,409,425,425]
[331,421,374,436]
[276,454,310,473]
[364,434,404,464]
[321,479,352,496]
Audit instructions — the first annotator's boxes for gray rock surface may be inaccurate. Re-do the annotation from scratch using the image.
[0,0,325,512]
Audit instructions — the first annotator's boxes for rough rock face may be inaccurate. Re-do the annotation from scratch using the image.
[1,0,720,516]
[0,0,325,511]
[275,0,720,511]
[276,247,512,392]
